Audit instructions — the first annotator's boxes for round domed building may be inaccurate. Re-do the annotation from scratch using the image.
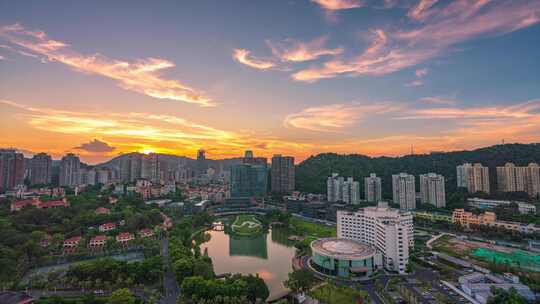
[310,238,377,278]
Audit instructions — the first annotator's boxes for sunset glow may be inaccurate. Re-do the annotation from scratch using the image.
[1,1,540,164]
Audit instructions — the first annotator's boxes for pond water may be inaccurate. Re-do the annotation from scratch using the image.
[200,228,296,301]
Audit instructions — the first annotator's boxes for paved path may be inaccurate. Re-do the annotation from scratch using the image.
[159,238,180,304]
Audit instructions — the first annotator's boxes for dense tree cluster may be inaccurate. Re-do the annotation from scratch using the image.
[295,143,540,201]
[180,274,268,303]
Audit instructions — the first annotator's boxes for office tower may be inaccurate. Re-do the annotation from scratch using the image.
[242,150,268,167]
[337,202,414,274]
[392,173,416,210]
[364,173,382,203]
[327,173,344,202]
[230,164,268,198]
[419,173,446,208]
[0,149,25,192]
[271,155,295,194]
[196,149,207,177]
[457,163,490,194]
[120,153,143,183]
[59,153,81,187]
[526,163,540,198]
[29,152,52,185]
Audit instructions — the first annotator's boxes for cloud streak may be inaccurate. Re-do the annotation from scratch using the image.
[311,0,364,10]
[233,48,275,70]
[292,0,540,82]
[268,36,343,62]
[0,24,213,106]
[284,102,400,132]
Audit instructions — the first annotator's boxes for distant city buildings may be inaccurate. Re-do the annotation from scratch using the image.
[29,152,52,185]
[452,208,540,234]
[467,197,536,214]
[196,149,207,177]
[337,202,414,274]
[392,173,416,210]
[230,163,268,199]
[327,173,360,204]
[59,153,81,187]
[457,163,490,194]
[271,154,295,194]
[497,162,540,197]
[120,153,143,183]
[242,150,267,167]
[0,149,25,192]
[364,173,382,203]
[419,173,446,208]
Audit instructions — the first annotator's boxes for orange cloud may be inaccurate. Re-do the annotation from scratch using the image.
[232,48,275,70]
[311,0,364,10]
[0,99,312,162]
[0,24,213,106]
[268,36,343,62]
[408,0,439,21]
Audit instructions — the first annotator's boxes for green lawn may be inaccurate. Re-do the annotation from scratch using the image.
[290,217,336,238]
[310,283,369,304]
[231,214,262,235]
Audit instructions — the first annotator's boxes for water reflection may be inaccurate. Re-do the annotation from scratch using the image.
[200,228,296,301]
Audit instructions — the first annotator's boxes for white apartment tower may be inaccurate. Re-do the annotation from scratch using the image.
[327,173,343,202]
[343,177,360,205]
[497,162,540,197]
[337,202,414,274]
[59,153,81,188]
[457,163,490,194]
[419,173,446,208]
[392,173,416,210]
[364,173,382,203]
[328,174,360,204]
[526,163,540,198]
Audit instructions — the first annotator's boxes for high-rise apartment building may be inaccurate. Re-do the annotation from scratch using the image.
[337,202,414,274]
[457,163,490,194]
[364,173,382,203]
[327,173,359,204]
[419,173,446,208]
[526,163,540,198]
[271,155,295,194]
[29,152,52,185]
[230,164,268,198]
[196,149,207,177]
[497,162,540,197]
[59,153,81,187]
[392,173,416,210]
[327,173,344,203]
[142,153,161,184]
[0,149,25,192]
[343,177,360,205]
[96,168,110,184]
[120,153,143,183]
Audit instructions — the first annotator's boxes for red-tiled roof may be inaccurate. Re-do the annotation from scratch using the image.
[116,232,134,240]
[64,236,82,243]
[90,235,107,242]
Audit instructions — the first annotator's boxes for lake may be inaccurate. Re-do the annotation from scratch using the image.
[200,228,297,301]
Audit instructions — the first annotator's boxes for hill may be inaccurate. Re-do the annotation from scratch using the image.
[295,143,540,198]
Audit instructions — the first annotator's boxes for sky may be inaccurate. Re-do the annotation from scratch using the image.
[1,0,540,164]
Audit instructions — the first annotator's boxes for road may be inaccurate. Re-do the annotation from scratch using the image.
[159,238,180,304]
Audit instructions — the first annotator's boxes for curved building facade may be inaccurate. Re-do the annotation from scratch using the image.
[310,238,376,278]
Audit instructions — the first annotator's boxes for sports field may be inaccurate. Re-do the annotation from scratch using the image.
[231,214,263,235]
[473,248,540,272]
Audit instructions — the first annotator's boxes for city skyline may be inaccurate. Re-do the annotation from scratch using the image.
[1,1,540,164]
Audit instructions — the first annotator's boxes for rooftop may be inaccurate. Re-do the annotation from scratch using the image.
[311,238,375,260]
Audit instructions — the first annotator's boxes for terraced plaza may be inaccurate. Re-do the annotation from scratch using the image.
[230,214,263,235]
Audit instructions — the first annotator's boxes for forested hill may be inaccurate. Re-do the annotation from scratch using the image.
[295,143,540,198]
